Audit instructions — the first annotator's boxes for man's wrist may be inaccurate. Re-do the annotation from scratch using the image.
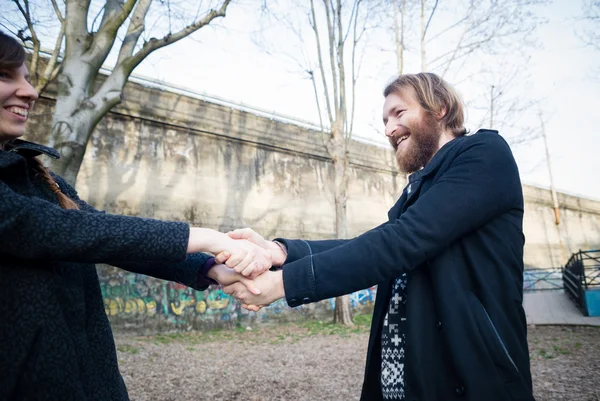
[271,240,288,266]
[273,269,285,300]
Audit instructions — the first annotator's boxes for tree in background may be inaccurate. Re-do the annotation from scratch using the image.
[4,0,231,184]
[255,0,383,325]
[580,0,600,51]
[383,0,547,148]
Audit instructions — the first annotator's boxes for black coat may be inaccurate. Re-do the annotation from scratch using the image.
[0,140,210,400]
[278,130,534,401]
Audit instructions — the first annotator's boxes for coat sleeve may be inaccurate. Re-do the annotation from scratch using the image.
[0,175,189,265]
[282,133,523,307]
[274,238,352,264]
[50,174,214,290]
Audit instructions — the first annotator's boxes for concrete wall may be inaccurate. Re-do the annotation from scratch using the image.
[25,79,600,331]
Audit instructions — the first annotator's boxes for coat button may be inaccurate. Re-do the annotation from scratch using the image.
[455,385,465,396]
[303,297,311,302]
[437,321,442,330]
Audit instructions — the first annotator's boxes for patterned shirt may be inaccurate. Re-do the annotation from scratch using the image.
[381,273,408,400]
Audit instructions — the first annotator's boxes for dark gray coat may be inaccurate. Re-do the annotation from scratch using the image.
[0,139,210,400]
[278,130,534,401]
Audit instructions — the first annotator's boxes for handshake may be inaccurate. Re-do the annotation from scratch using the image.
[187,227,287,311]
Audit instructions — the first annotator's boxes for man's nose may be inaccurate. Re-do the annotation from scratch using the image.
[385,123,397,138]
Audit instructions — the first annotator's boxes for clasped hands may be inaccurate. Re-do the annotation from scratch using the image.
[188,227,286,310]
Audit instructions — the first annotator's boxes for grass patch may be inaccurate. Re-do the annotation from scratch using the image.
[538,348,554,359]
[299,314,372,337]
[117,344,139,354]
[135,314,373,346]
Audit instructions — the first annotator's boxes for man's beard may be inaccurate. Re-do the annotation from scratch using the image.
[395,113,441,174]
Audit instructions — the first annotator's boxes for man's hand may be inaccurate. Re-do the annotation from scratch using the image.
[187,228,272,277]
[207,264,261,295]
[222,238,273,277]
[215,228,287,267]
[222,270,285,311]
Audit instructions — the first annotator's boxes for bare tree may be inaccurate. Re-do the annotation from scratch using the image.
[7,0,232,184]
[384,0,546,78]
[393,0,407,74]
[308,0,370,326]
[420,0,438,71]
[580,0,600,51]
[254,0,380,325]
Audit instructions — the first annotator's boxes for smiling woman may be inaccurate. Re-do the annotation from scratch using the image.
[0,34,37,144]
[0,31,266,401]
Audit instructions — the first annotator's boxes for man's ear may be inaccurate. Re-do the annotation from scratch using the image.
[436,107,447,121]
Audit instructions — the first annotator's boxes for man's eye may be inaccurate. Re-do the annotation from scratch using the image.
[396,110,405,116]
[0,71,10,79]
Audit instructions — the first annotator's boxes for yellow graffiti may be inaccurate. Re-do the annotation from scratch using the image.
[170,299,196,316]
[195,300,207,314]
[145,300,157,316]
[105,299,122,316]
[104,297,157,316]
[207,297,230,310]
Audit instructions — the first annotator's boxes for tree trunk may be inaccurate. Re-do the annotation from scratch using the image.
[47,96,98,184]
[46,59,121,184]
[421,0,427,71]
[328,127,354,326]
[393,0,405,75]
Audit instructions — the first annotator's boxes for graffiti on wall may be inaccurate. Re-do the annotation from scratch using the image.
[327,286,377,310]
[99,269,377,323]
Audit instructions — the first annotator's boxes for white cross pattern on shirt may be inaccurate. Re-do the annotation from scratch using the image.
[391,334,402,347]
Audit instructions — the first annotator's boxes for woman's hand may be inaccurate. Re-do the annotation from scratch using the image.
[214,227,287,267]
[207,264,261,295]
[187,228,272,277]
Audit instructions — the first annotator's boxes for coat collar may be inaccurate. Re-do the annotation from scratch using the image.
[0,139,60,169]
[407,129,497,183]
[4,139,61,159]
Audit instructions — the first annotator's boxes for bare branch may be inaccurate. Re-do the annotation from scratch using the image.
[348,0,363,140]
[12,0,42,84]
[440,13,471,79]
[91,0,139,62]
[115,0,153,67]
[128,0,231,72]
[49,0,65,22]
[426,14,469,43]
[308,70,327,135]
[422,0,438,39]
[36,22,65,93]
[336,0,347,137]
[323,0,340,115]
[310,0,334,124]
[64,0,92,58]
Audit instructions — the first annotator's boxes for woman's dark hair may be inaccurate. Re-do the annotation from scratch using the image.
[0,31,79,210]
[0,31,26,70]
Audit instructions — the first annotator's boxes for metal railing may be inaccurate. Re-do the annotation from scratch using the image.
[563,250,600,315]
[523,268,564,292]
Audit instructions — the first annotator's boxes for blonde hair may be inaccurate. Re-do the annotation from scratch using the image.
[384,73,467,137]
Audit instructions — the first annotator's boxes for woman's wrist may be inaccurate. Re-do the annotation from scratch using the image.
[188,227,225,254]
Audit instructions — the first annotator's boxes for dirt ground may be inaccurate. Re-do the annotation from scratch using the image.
[115,320,600,401]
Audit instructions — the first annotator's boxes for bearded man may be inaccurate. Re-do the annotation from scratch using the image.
[219,73,535,401]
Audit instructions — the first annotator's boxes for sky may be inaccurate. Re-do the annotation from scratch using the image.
[129,0,600,200]
[5,0,600,200]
